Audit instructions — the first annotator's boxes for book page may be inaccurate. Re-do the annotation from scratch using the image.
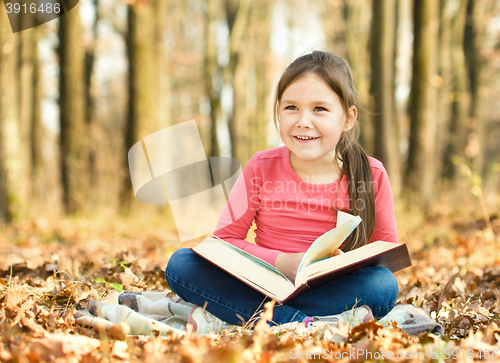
[296,213,361,276]
[336,210,356,227]
[211,236,292,283]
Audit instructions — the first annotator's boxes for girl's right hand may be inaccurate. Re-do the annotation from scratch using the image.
[275,252,305,284]
[329,249,344,258]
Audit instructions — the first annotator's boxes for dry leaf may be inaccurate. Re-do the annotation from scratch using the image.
[108,322,131,340]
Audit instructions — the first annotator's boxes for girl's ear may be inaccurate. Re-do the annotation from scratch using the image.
[343,105,357,132]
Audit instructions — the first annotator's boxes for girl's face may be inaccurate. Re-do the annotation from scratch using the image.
[278,72,356,168]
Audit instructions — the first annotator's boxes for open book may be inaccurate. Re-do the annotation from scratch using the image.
[191,212,412,303]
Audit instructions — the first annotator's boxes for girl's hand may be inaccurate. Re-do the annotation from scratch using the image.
[275,252,305,284]
[329,249,344,258]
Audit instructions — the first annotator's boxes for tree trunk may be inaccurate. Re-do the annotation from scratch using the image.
[18,11,37,216]
[59,3,89,215]
[405,0,439,208]
[343,0,373,154]
[84,0,99,196]
[0,8,26,222]
[249,0,272,159]
[205,0,222,158]
[224,0,251,162]
[230,50,248,162]
[154,0,171,130]
[370,0,401,197]
[435,0,453,183]
[31,27,44,211]
[464,0,485,175]
[321,0,345,54]
[442,0,468,180]
[121,0,157,212]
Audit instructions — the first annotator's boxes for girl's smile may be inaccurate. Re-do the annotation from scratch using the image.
[278,72,356,180]
[293,135,320,141]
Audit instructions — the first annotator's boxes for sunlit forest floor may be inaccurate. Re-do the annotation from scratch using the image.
[1,199,500,362]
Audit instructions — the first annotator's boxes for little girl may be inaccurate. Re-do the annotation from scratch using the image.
[165,51,399,331]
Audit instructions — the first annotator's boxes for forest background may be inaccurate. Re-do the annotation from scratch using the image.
[0,0,499,226]
[0,0,500,360]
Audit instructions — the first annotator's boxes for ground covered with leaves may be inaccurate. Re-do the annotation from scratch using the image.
[1,210,500,362]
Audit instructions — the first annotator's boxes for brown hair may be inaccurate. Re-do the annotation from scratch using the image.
[273,51,375,251]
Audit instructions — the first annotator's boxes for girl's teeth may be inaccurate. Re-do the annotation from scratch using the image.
[296,136,317,140]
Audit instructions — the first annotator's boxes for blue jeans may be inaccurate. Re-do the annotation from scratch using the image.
[165,248,398,326]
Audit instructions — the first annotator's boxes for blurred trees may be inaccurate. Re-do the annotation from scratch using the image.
[442,0,469,180]
[0,0,499,222]
[204,0,272,164]
[227,0,272,165]
[120,0,157,211]
[224,0,251,164]
[121,0,172,212]
[58,3,89,214]
[84,0,99,187]
[406,0,439,207]
[341,0,372,153]
[249,0,273,159]
[19,11,39,193]
[464,0,486,174]
[0,8,24,222]
[204,0,222,158]
[370,0,401,197]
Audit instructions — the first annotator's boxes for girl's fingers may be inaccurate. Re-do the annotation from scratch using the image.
[329,249,344,258]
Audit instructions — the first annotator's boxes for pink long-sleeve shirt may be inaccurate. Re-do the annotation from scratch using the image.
[213,146,398,266]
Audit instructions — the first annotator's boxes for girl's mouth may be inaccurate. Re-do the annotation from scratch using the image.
[294,135,320,141]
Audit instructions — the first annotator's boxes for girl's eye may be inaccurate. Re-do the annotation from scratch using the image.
[315,106,327,112]
[284,105,297,110]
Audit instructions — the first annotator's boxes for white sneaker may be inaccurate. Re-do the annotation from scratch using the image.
[187,305,233,335]
[303,305,374,329]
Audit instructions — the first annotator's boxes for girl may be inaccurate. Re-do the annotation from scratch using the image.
[165,51,399,332]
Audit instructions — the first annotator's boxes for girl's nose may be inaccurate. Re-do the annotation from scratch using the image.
[295,114,313,128]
